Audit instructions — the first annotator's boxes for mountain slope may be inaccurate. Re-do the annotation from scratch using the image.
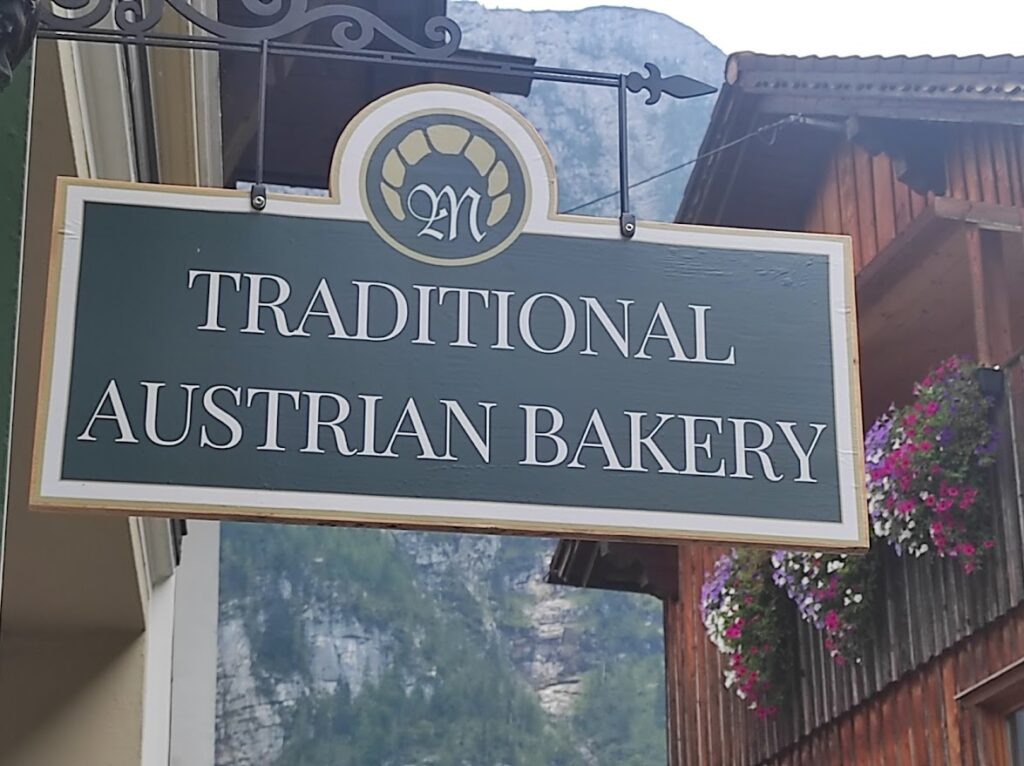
[452,1,723,220]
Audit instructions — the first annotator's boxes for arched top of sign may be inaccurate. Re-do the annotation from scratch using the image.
[318,86,556,265]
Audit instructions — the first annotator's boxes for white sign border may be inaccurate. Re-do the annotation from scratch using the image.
[32,85,867,549]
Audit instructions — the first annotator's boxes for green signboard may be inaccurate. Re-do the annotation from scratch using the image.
[32,86,866,547]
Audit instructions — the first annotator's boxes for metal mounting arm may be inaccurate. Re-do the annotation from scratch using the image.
[29,1,718,227]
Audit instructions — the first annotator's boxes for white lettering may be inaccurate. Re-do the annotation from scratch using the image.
[519,293,576,354]
[358,395,393,458]
[352,281,409,342]
[188,270,241,332]
[519,405,568,466]
[491,290,515,350]
[635,303,691,361]
[439,287,491,348]
[242,273,297,336]
[200,386,243,450]
[293,278,352,339]
[440,400,496,462]
[778,421,828,483]
[624,412,679,474]
[679,415,726,477]
[581,297,632,358]
[689,305,736,365]
[730,418,784,482]
[567,409,626,470]
[384,398,444,460]
[76,379,139,443]
[247,388,301,452]
[412,285,438,346]
[141,382,199,447]
[301,392,357,455]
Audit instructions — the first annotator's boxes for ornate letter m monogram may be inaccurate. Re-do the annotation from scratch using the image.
[408,184,487,244]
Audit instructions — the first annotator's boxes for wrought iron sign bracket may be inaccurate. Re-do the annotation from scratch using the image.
[32,2,717,228]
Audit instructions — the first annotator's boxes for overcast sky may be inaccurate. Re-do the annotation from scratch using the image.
[473,0,1024,58]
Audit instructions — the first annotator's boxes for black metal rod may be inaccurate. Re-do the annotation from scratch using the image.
[617,74,630,217]
[256,39,269,187]
[36,28,635,90]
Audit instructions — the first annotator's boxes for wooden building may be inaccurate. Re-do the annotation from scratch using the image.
[550,53,1024,765]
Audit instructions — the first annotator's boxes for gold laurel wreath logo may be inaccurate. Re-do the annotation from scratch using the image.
[378,124,513,228]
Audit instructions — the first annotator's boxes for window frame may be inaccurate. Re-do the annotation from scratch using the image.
[957,656,1024,766]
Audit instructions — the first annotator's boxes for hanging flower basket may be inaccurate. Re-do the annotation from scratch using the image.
[700,549,795,718]
[770,549,876,664]
[866,356,997,573]
[702,357,1001,715]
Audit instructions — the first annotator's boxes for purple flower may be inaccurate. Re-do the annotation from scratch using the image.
[865,413,894,460]
[700,553,734,618]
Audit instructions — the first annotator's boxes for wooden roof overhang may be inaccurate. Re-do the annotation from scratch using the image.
[546,540,678,601]
[678,53,1024,230]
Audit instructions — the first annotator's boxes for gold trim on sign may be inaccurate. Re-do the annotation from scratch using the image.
[29,496,867,552]
[31,84,868,549]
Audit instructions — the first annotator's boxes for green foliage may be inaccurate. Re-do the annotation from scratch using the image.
[221,523,431,629]
[221,524,667,766]
[276,654,585,766]
[573,656,667,766]
[572,589,663,657]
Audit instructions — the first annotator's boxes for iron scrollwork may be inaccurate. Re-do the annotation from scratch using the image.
[30,0,717,227]
[38,0,463,57]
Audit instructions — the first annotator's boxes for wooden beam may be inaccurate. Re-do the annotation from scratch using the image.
[965,223,1017,367]
[981,230,1015,364]
[967,225,996,365]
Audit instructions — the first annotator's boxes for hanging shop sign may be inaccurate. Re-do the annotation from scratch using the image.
[32,85,866,547]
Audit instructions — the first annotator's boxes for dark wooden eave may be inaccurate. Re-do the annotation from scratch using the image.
[220,0,535,188]
[678,52,1024,230]
[725,53,1024,125]
[546,539,678,601]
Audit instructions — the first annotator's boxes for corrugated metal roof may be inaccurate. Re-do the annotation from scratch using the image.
[725,51,1024,101]
[729,51,1024,75]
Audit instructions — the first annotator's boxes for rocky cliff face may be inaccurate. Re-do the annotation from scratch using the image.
[216,6,722,765]
[451,1,723,220]
[217,604,391,765]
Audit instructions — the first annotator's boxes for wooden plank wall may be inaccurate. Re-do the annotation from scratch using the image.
[666,397,1024,765]
[803,125,1024,269]
[803,143,933,270]
[766,606,1024,766]
[665,125,1024,765]
[947,125,1024,209]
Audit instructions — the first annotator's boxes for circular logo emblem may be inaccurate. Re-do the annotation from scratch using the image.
[363,113,529,266]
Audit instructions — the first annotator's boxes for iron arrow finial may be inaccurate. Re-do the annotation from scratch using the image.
[625,62,717,105]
